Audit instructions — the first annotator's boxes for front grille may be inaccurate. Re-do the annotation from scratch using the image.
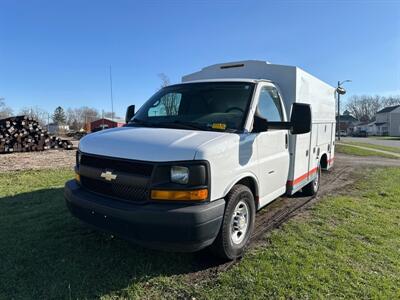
[81,176,148,202]
[79,153,153,202]
[80,154,154,176]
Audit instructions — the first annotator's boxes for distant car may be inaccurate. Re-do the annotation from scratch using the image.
[352,130,368,137]
[337,130,347,137]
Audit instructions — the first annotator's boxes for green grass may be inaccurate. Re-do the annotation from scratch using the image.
[342,141,400,154]
[336,144,399,159]
[1,168,400,299]
[369,136,400,141]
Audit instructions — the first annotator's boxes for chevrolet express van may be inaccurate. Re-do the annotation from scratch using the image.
[65,61,336,259]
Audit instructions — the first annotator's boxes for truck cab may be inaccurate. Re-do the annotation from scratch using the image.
[65,61,335,260]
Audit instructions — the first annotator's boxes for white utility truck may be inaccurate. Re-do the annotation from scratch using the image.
[65,60,336,259]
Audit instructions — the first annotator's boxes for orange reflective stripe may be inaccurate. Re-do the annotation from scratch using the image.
[287,167,318,187]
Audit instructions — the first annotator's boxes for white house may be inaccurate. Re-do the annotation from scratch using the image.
[353,121,378,136]
[375,105,400,136]
[48,123,70,135]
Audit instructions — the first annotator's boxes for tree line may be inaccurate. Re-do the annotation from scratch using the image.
[345,95,400,122]
[0,98,118,131]
[0,74,169,130]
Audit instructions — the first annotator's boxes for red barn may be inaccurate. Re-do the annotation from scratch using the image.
[90,118,125,132]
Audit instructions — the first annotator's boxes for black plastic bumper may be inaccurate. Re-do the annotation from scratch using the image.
[64,180,225,252]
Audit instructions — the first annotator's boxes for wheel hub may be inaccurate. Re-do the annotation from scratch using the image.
[233,214,246,230]
[230,200,249,245]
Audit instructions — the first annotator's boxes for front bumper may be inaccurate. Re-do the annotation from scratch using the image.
[64,180,225,252]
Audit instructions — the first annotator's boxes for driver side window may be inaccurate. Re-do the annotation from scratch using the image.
[257,86,283,121]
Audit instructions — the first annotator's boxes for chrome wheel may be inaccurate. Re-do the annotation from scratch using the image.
[230,200,249,245]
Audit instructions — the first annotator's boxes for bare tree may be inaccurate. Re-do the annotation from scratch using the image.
[382,95,400,107]
[66,106,100,131]
[346,95,400,122]
[158,73,171,88]
[0,97,13,119]
[19,106,48,125]
[157,73,179,115]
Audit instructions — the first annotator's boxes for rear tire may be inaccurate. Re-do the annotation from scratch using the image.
[302,163,321,196]
[211,184,255,260]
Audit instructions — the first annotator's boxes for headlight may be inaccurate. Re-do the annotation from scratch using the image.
[170,166,189,184]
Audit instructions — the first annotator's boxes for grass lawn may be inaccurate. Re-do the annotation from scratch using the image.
[369,136,400,141]
[341,141,400,154]
[336,144,399,159]
[1,168,400,299]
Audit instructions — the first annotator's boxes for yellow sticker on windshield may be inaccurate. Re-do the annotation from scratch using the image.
[212,123,227,130]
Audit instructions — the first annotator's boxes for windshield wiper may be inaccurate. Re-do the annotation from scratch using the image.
[128,118,159,127]
[158,120,209,131]
[129,119,237,132]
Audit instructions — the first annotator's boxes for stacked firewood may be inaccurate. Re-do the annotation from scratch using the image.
[0,115,74,153]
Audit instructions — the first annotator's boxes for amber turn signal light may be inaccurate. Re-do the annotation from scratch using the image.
[151,189,208,201]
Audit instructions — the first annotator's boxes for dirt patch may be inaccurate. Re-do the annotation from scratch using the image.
[0,149,76,172]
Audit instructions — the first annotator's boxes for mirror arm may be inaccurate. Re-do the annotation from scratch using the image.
[266,121,292,130]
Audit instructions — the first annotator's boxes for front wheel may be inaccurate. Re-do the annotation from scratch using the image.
[211,184,256,260]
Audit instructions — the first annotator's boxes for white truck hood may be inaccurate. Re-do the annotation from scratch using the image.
[79,126,227,162]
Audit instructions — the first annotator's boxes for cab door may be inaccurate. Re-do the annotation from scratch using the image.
[253,83,290,208]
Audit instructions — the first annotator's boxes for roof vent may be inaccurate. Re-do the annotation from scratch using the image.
[220,63,245,69]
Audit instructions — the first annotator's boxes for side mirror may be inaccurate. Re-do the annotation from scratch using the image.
[125,105,135,123]
[252,103,311,134]
[252,115,269,133]
[290,103,311,134]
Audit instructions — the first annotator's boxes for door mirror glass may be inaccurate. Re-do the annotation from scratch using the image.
[290,103,311,134]
[125,105,135,123]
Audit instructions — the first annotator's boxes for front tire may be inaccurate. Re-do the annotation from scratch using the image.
[211,184,256,260]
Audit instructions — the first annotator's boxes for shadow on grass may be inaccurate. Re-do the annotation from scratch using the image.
[0,188,224,299]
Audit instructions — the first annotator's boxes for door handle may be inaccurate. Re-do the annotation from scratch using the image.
[285,134,288,149]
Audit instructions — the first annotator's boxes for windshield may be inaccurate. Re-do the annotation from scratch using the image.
[130,82,255,132]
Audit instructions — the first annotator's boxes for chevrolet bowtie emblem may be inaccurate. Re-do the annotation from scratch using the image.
[101,171,117,181]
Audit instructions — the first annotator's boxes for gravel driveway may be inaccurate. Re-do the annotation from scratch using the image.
[0,150,76,172]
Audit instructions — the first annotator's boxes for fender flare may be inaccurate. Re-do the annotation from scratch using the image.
[223,172,260,199]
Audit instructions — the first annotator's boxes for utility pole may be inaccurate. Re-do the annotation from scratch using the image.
[109,65,114,122]
[336,80,352,141]
[337,81,341,141]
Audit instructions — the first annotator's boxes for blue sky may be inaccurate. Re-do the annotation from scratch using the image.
[1,0,399,117]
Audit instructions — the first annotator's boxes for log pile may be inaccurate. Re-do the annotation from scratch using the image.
[0,116,74,153]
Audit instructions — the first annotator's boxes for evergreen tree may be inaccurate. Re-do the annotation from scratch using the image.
[52,106,67,124]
